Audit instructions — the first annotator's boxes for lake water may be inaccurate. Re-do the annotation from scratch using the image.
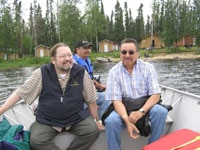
[93,59,200,96]
[0,59,200,103]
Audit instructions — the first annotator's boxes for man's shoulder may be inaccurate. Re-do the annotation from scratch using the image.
[109,62,123,74]
[137,59,154,68]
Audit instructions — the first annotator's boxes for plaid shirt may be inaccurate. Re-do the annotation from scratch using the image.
[105,59,161,101]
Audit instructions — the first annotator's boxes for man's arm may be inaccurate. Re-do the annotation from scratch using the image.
[0,68,42,115]
[128,94,160,124]
[141,94,160,113]
[88,101,104,130]
[0,92,21,115]
[88,101,98,120]
[112,100,140,139]
[93,80,106,91]
[83,71,104,130]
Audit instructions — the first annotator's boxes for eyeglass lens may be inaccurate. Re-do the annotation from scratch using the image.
[121,50,135,55]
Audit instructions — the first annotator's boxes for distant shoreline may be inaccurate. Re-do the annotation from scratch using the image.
[147,53,200,60]
[110,52,200,62]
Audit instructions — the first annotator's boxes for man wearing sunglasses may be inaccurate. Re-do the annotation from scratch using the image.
[104,38,168,150]
[73,40,111,130]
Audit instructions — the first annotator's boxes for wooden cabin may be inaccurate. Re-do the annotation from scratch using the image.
[139,35,165,49]
[9,53,19,59]
[0,51,18,60]
[98,39,119,52]
[174,35,195,47]
[34,44,50,57]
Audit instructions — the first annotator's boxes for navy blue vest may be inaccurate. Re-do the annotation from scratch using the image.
[73,54,94,79]
[36,63,89,127]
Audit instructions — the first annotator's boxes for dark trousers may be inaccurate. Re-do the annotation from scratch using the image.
[30,116,99,150]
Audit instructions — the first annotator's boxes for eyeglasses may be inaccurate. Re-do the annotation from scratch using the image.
[57,54,72,59]
[121,50,136,55]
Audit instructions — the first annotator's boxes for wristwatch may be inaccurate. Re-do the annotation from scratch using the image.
[139,108,145,115]
[94,118,102,124]
[93,118,99,122]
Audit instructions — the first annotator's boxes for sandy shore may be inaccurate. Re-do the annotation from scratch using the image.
[110,53,200,62]
[147,53,200,60]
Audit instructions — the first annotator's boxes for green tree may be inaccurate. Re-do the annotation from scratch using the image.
[98,0,107,42]
[83,0,108,50]
[192,0,200,48]
[113,0,125,43]
[145,15,151,36]
[35,4,46,46]
[59,0,81,47]
[28,3,34,55]
[135,3,145,39]
[13,0,23,58]
[151,0,163,35]
[106,11,114,41]
[161,0,178,48]
[177,1,190,39]
[45,0,58,46]
[0,3,15,60]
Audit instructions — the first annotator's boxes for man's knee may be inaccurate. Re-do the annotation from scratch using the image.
[30,133,44,149]
[151,104,168,115]
[105,112,121,127]
[82,119,99,138]
[151,104,168,118]
[90,123,99,137]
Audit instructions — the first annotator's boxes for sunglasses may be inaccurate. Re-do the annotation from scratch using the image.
[121,50,136,55]
[82,46,92,49]
[82,47,90,49]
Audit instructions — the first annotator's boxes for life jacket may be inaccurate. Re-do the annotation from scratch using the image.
[73,54,94,79]
[0,118,30,150]
[36,63,89,127]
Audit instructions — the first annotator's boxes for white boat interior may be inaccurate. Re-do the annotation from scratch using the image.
[1,85,200,150]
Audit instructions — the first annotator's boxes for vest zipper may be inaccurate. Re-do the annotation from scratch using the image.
[60,96,63,103]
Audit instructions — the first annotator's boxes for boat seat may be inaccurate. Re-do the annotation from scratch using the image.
[53,115,173,150]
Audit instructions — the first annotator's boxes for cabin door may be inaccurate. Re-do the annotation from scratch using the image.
[104,44,108,52]
[40,49,44,57]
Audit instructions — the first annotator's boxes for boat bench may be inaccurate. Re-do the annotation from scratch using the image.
[3,101,173,150]
[53,115,173,150]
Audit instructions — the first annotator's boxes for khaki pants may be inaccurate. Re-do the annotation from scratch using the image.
[30,116,99,150]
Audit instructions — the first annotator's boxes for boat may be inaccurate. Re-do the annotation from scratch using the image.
[1,85,200,150]
[96,57,110,63]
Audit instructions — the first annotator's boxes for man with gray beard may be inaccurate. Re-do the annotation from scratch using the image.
[0,43,102,150]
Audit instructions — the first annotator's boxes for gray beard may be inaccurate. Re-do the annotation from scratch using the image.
[60,65,72,72]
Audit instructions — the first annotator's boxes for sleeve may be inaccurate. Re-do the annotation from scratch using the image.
[105,70,122,101]
[15,68,42,105]
[82,70,98,104]
[147,64,161,95]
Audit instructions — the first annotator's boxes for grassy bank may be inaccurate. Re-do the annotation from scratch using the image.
[0,47,199,70]
[0,57,51,70]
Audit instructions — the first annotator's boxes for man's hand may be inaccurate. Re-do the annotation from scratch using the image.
[128,110,143,124]
[99,84,106,91]
[94,120,105,131]
[94,80,106,91]
[126,122,140,139]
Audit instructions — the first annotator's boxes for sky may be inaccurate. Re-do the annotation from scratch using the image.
[18,0,153,21]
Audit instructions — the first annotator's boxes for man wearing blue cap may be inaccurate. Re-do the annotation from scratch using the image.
[73,40,111,128]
